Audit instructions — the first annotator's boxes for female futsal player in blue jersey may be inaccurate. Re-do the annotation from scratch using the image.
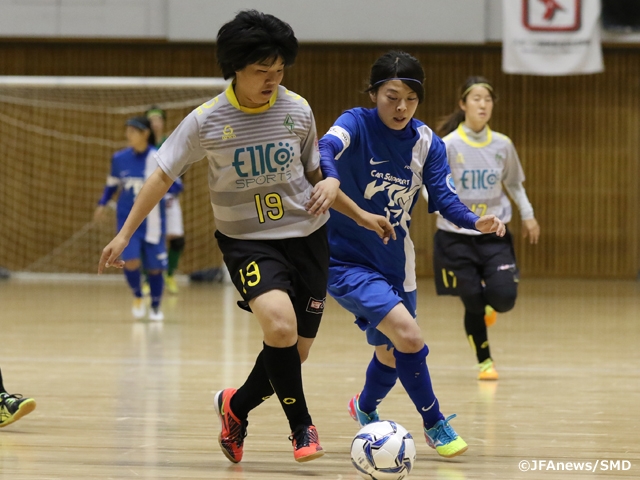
[432,77,540,380]
[98,10,393,464]
[317,51,505,458]
[95,116,167,321]
[146,106,185,295]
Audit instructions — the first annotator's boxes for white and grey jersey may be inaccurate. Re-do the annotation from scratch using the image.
[437,124,526,235]
[156,84,328,240]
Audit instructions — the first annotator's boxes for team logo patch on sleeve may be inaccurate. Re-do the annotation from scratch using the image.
[326,126,350,148]
[446,173,457,194]
[306,297,326,314]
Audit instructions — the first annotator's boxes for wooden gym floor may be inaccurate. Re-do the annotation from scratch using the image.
[0,276,638,479]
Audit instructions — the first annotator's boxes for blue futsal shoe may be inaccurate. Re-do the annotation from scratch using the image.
[424,414,468,458]
[347,393,380,426]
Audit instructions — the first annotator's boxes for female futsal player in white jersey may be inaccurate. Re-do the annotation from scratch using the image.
[432,76,540,380]
[319,51,506,459]
[98,10,393,464]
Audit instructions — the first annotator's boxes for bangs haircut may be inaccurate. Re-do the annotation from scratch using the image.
[459,75,497,102]
[216,10,298,79]
[366,50,425,104]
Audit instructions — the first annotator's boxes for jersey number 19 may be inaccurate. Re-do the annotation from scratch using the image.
[254,193,284,223]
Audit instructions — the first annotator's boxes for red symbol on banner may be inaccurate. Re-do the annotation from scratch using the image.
[540,0,564,21]
[523,0,581,32]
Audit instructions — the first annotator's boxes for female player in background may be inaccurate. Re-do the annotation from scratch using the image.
[146,107,185,295]
[0,366,35,428]
[94,116,166,321]
[98,10,393,464]
[319,51,505,458]
[431,76,540,380]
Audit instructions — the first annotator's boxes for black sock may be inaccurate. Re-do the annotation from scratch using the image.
[461,294,491,363]
[262,343,311,431]
[465,311,491,363]
[230,350,274,420]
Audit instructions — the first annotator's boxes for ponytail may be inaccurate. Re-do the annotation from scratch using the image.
[437,109,465,137]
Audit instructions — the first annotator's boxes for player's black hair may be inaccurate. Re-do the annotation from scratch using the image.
[216,10,298,80]
[365,51,425,104]
[437,76,498,137]
[126,116,156,147]
[146,105,166,120]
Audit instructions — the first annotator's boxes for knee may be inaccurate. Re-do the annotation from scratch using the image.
[264,320,298,348]
[486,289,517,313]
[263,316,297,347]
[391,324,424,354]
[124,260,141,271]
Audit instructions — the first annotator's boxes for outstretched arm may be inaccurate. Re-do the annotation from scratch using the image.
[98,167,173,273]
[331,191,396,244]
[305,167,395,244]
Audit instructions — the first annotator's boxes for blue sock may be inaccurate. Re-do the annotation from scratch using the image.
[147,272,164,309]
[393,345,444,429]
[124,268,142,298]
[359,353,397,414]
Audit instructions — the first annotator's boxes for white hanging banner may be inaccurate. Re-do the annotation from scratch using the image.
[502,0,604,75]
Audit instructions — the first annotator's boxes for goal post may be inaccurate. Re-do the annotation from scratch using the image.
[0,76,228,275]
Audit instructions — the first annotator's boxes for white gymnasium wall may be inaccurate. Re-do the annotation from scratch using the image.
[0,0,166,38]
[485,0,503,42]
[0,0,490,42]
[166,0,486,43]
[0,0,638,44]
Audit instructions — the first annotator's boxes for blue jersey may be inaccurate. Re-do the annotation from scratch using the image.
[321,108,478,292]
[99,146,165,244]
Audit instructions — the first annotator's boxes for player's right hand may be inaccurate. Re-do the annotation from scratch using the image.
[98,235,128,274]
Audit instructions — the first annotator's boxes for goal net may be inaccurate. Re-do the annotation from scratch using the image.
[0,76,227,274]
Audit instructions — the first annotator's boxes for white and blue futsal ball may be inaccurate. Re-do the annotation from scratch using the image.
[350,420,416,480]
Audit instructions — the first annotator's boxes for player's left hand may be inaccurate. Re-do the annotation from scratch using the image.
[358,213,397,245]
[522,218,540,244]
[476,215,506,237]
[306,177,340,216]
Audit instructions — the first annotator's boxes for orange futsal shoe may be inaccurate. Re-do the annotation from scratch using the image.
[214,388,247,463]
[484,305,497,327]
[289,424,325,462]
[477,359,499,381]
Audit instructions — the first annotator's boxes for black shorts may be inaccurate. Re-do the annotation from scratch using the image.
[433,228,519,297]
[215,225,329,338]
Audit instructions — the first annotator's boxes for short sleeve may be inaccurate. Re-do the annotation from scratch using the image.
[155,110,206,181]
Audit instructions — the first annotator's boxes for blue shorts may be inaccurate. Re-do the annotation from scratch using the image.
[328,264,417,348]
[122,232,167,271]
